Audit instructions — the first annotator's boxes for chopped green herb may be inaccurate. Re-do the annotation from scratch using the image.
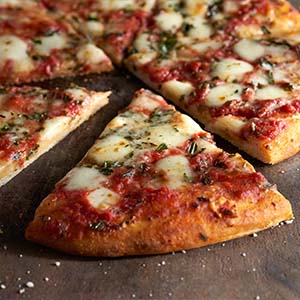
[99,161,121,175]
[158,32,177,57]
[183,173,193,183]
[187,141,198,156]
[89,221,106,230]
[63,94,72,102]
[0,124,11,134]
[156,143,168,152]
[182,22,194,34]
[266,71,275,84]
[261,25,271,34]
[0,88,7,94]
[87,15,98,21]
[32,38,42,44]
[199,233,208,242]
[44,29,59,36]
[206,0,223,18]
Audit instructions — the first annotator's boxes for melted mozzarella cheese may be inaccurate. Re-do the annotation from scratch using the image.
[0,35,33,72]
[156,155,193,189]
[84,21,104,37]
[162,80,195,101]
[98,0,135,10]
[155,11,183,32]
[212,58,253,82]
[87,187,120,210]
[185,15,212,39]
[234,39,265,61]
[130,92,162,111]
[179,114,204,136]
[205,83,243,107]
[65,167,107,191]
[223,0,239,13]
[255,85,288,100]
[134,33,152,53]
[89,135,133,163]
[184,0,208,16]
[77,44,108,65]
[42,116,70,140]
[34,33,67,56]
[147,124,188,148]
[213,115,247,133]
[130,52,157,66]
[66,88,88,100]
[190,40,221,54]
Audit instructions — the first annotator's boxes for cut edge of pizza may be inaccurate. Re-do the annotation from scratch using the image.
[0,85,110,187]
[0,6,113,86]
[26,89,293,257]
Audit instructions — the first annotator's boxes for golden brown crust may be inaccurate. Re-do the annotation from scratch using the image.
[25,187,292,257]
[0,91,110,187]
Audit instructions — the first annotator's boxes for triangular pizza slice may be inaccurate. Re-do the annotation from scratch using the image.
[0,85,110,186]
[26,89,292,257]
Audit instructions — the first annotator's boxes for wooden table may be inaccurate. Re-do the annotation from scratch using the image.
[1,2,300,299]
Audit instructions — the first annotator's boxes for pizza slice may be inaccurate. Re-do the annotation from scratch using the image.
[26,89,292,257]
[39,0,156,65]
[0,6,113,86]
[0,85,110,187]
[125,0,300,163]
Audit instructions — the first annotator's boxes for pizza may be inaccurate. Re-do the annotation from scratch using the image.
[38,0,156,65]
[124,0,300,163]
[25,89,293,257]
[0,5,113,86]
[0,85,110,186]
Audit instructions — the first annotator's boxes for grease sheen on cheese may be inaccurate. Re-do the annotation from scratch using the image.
[65,167,107,191]
[234,39,265,61]
[87,187,120,210]
[34,33,67,56]
[162,80,195,101]
[212,58,254,82]
[77,44,108,65]
[205,83,243,107]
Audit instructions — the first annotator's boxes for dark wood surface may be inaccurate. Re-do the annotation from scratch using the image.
[1,2,300,299]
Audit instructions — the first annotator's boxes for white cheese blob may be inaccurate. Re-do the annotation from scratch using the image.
[185,15,212,39]
[223,0,239,13]
[84,21,104,37]
[147,124,188,148]
[130,52,157,66]
[156,155,193,189]
[130,93,162,111]
[212,58,254,82]
[65,167,107,191]
[33,33,67,56]
[212,115,247,133]
[190,40,221,54]
[98,0,135,11]
[155,11,183,32]
[89,135,133,163]
[65,88,88,100]
[162,80,195,101]
[179,114,204,136]
[87,187,120,210]
[234,39,265,61]
[0,35,33,72]
[205,83,243,107]
[184,0,208,16]
[134,33,152,53]
[42,116,70,140]
[255,85,288,100]
[77,44,108,65]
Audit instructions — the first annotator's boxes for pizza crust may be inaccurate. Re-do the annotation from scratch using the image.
[0,91,110,187]
[25,186,292,257]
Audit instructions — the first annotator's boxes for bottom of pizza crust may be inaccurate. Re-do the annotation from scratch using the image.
[0,86,110,186]
[26,89,293,256]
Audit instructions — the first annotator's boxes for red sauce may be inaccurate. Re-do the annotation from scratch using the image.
[241,119,287,140]
[0,133,39,165]
[4,94,35,114]
[105,10,149,57]
[36,50,61,77]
